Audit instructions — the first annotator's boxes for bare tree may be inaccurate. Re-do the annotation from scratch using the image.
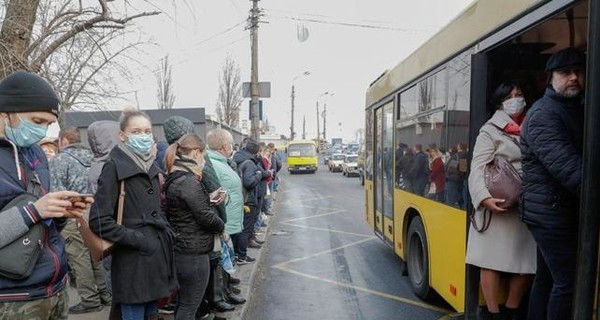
[156,55,175,109]
[0,0,160,111]
[216,56,243,128]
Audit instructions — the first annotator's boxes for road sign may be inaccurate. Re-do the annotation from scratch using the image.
[249,100,263,120]
[242,82,271,98]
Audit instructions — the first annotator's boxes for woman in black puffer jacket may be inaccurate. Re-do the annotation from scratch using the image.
[163,134,225,320]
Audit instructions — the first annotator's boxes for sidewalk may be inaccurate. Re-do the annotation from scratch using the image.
[68,193,279,320]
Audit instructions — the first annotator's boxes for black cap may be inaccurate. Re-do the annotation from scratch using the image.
[245,139,260,154]
[0,71,60,116]
[545,48,586,72]
[164,116,195,144]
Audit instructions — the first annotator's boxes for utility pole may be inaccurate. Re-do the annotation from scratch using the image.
[323,103,327,142]
[316,101,320,149]
[290,85,295,140]
[249,0,260,140]
[302,115,306,140]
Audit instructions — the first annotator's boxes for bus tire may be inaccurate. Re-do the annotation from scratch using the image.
[406,216,433,300]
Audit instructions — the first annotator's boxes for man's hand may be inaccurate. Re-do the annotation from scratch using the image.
[33,191,93,219]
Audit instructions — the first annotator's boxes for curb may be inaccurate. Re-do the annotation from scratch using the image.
[217,194,280,320]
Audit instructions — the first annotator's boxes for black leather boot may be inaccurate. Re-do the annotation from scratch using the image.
[222,270,246,305]
[207,260,235,312]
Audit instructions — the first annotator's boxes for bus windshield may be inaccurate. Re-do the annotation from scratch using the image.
[288,144,316,157]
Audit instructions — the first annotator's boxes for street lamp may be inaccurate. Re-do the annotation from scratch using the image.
[290,71,311,141]
[316,91,334,146]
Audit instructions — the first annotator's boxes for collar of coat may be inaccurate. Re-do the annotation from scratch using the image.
[109,146,161,181]
[488,109,518,130]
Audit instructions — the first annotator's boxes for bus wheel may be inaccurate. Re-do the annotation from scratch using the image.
[406,216,432,300]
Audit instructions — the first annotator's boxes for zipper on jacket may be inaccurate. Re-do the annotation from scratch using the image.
[45,226,61,297]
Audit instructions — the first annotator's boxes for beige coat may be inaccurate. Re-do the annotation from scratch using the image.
[466,110,536,274]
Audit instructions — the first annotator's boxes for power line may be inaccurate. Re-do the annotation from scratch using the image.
[266,13,438,33]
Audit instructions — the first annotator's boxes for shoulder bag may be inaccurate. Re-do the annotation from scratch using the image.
[78,180,125,262]
[0,166,45,279]
[471,124,522,232]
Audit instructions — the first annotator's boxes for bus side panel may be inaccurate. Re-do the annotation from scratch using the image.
[384,216,394,243]
[423,203,467,312]
[365,180,375,230]
[394,190,466,312]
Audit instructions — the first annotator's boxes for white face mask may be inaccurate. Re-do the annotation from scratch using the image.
[502,97,526,116]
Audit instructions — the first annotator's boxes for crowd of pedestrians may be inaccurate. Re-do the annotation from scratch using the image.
[0,70,282,320]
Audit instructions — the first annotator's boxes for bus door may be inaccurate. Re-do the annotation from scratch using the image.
[374,102,395,246]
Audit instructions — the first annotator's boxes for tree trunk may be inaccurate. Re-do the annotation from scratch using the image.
[0,0,40,78]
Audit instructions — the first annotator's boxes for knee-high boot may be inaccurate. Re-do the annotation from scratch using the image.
[206,258,234,312]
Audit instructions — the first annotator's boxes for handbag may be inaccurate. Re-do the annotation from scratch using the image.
[78,181,125,262]
[484,155,521,209]
[0,166,44,279]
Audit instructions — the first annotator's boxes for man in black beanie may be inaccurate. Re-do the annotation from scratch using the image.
[0,71,92,318]
[521,48,586,320]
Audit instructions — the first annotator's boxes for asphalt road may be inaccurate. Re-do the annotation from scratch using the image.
[243,162,452,320]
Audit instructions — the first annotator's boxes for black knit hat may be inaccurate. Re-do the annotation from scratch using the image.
[245,139,260,155]
[545,48,586,72]
[164,116,195,144]
[0,71,60,116]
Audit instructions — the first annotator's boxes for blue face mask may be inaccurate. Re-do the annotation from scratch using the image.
[4,114,48,147]
[126,133,154,155]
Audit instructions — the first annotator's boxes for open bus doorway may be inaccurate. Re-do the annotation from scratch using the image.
[465,1,589,318]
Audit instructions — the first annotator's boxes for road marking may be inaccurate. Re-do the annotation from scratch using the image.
[281,209,346,223]
[280,222,374,238]
[274,265,450,314]
[273,237,376,268]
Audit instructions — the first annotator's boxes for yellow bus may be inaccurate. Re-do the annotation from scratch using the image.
[287,140,318,174]
[364,0,599,317]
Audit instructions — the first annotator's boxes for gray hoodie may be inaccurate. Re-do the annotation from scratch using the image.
[87,121,121,194]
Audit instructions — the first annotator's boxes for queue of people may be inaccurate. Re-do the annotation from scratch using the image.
[0,46,587,320]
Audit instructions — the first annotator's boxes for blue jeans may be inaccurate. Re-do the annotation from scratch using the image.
[175,253,210,320]
[120,301,158,320]
[527,224,577,320]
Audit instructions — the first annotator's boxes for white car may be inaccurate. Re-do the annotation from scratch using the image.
[328,153,345,172]
[342,154,359,177]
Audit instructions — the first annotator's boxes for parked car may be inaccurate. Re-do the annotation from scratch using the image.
[328,153,345,172]
[342,154,359,177]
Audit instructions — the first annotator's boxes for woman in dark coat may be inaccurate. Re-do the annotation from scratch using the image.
[90,109,177,320]
[163,133,225,319]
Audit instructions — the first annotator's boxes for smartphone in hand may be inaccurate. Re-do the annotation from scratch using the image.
[64,194,95,203]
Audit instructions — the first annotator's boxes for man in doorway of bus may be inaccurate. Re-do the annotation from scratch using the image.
[0,71,91,319]
[520,48,586,320]
[411,144,430,196]
[49,127,112,314]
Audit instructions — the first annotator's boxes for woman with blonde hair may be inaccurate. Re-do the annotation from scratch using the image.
[90,109,177,320]
[163,133,225,319]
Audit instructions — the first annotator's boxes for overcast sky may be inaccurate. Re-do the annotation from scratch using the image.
[75,0,474,141]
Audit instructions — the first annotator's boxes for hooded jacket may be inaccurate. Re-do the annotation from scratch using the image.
[87,121,120,194]
[233,149,269,206]
[520,87,584,228]
[0,139,69,302]
[50,144,93,194]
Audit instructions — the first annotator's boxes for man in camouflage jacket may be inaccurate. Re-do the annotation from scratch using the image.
[49,127,111,314]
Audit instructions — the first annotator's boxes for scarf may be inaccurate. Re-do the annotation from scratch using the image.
[118,143,155,173]
[503,113,524,135]
[172,155,203,178]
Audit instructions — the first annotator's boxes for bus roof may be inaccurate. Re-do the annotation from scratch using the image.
[366,0,541,107]
[288,140,316,146]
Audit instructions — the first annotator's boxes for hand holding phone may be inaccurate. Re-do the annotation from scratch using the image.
[64,194,95,203]
[209,188,226,204]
